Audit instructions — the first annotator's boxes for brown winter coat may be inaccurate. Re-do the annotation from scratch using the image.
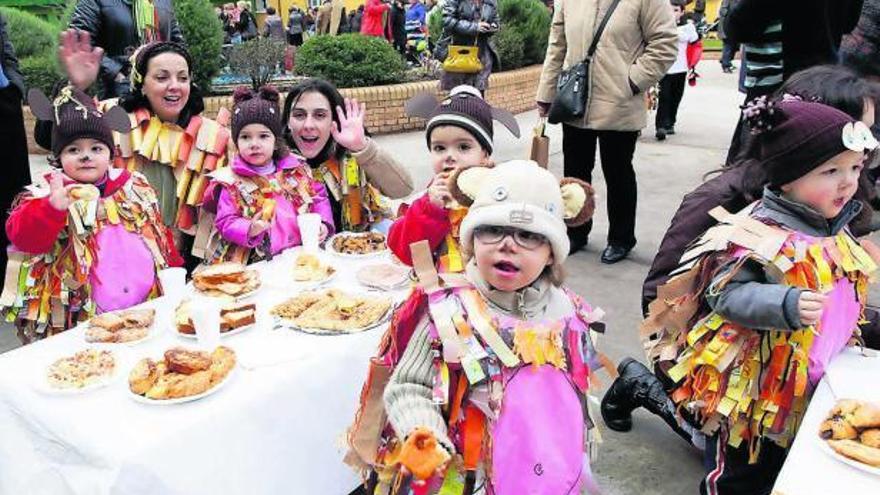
[537,0,678,131]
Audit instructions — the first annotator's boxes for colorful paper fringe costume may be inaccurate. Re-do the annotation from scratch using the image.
[314,153,391,232]
[1,88,178,342]
[345,162,606,495]
[110,104,233,233]
[641,205,878,460]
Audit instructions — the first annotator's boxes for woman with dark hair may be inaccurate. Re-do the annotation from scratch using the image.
[436,0,500,93]
[58,30,233,262]
[282,78,413,231]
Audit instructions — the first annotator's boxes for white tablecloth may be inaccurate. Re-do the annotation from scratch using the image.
[0,249,409,495]
[772,348,880,494]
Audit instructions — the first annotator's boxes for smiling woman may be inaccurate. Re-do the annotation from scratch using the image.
[57,30,233,264]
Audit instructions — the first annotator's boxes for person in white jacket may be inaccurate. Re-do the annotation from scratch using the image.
[655,0,698,140]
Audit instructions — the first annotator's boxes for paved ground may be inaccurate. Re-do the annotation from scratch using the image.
[2,62,747,493]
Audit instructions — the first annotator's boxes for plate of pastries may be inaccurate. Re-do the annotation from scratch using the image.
[327,232,387,257]
[38,348,119,394]
[271,289,392,335]
[193,262,261,299]
[175,299,257,338]
[128,346,237,404]
[292,253,336,285]
[85,308,157,344]
[819,399,880,475]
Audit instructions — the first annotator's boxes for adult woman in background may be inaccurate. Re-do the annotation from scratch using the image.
[436,0,499,93]
[282,79,413,232]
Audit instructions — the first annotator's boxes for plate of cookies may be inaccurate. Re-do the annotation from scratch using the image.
[271,289,392,335]
[174,299,257,338]
[291,253,336,286]
[127,346,237,405]
[35,348,120,395]
[326,232,387,258]
[84,308,158,345]
[818,399,880,475]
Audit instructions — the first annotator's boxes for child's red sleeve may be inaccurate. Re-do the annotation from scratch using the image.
[5,196,68,254]
[388,194,451,266]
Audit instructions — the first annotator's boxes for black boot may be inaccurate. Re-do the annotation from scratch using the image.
[601,358,679,433]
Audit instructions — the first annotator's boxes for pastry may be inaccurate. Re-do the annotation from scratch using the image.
[129,358,159,395]
[116,326,149,343]
[331,232,386,255]
[193,263,261,297]
[851,403,880,429]
[292,253,335,282]
[271,289,391,333]
[123,309,155,328]
[861,429,880,449]
[85,326,117,343]
[69,184,99,201]
[164,348,212,375]
[397,427,451,480]
[46,349,115,389]
[820,417,859,440]
[828,439,880,468]
[175,300,256,334]
[130,346,236,400]
[90,312,126,332]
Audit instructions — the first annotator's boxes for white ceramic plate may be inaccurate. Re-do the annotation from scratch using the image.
[291,266,338,289]
[325,233,388,259]
[817,436,880,477]
[273,293,394,336]
[128,362,237,406]
[355,263,412,291]
[34,348,122,395]
[175,323,255,339]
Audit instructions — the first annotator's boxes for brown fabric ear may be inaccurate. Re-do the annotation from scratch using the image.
[491,107,521,138]
[560,177,595,227]
[102,106,133,133]
[27,89,55,121]
[404,92,440,119]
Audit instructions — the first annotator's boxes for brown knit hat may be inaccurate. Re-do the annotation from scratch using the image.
[425,86,495,152]
[231,86,283,142]
[745,97,877,186]
[27,86,131,157]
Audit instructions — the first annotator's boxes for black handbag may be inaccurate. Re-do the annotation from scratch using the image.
[547,0,622,124]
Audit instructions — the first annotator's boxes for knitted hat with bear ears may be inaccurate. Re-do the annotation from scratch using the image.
[28,86,130,158]
[405,85,521,154]
[452,160,595,264]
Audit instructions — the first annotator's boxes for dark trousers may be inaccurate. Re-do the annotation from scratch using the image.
[720,39,738,69]
[562,125,638,249]
[656,72,687,131]
[0,86,32,281]
[700,431,788,495]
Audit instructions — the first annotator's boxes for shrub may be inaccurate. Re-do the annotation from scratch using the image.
[427,5,443,48]
[227,37,287,90]
[493,27,525,71]
[296,34,406,88]
[0,7,59,59]
[174,0,225,93]
[497,0,550,66]
[19,54,65,96]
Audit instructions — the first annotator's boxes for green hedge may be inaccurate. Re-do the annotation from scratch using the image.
[174,0,225,93]
[494,27,525,71]
[18,54,64,95]
[0,7,64,94]
[296,34,406,88]
[497,0,550,69]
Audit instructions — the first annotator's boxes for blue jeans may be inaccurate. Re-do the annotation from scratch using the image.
[721,39,738,69]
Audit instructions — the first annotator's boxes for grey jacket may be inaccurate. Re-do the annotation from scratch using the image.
[0,13,24,98]
[383,261,575,451]
[707,187,862,331]
[436,0,499,67]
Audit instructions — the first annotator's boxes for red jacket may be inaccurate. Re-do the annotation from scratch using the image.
[6,171,183,266]
[360,0,388,37]
[387,193,451,266]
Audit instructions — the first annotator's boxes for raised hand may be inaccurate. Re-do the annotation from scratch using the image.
[58,29,103,91]
[330,98,368,153]
[47,174,77,211]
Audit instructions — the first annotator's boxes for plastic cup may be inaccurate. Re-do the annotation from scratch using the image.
[190,296,221,350]
[298,213,322,252]
[158,267,187,304]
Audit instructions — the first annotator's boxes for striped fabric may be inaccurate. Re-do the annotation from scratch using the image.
[743,21,783,90]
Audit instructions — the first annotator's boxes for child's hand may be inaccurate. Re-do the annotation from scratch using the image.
[798,291,827,327]
[47,174,77,211]
[318,223,329,242]
[427,172,452,208]
[248,218,270,238]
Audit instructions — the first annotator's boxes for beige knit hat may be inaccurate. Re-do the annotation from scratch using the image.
[454,160,594,263]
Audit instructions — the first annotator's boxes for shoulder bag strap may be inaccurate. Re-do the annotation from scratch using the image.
[585,0,623,61]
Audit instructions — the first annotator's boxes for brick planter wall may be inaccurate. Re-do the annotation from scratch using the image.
[23,65,543,154]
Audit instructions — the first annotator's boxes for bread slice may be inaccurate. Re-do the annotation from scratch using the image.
[220,303,256,331]
[91,312,126,332]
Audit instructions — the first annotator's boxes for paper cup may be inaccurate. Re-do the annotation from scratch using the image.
[158,267,187,304]
[298,213,322,252]
[190,296,221,350]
